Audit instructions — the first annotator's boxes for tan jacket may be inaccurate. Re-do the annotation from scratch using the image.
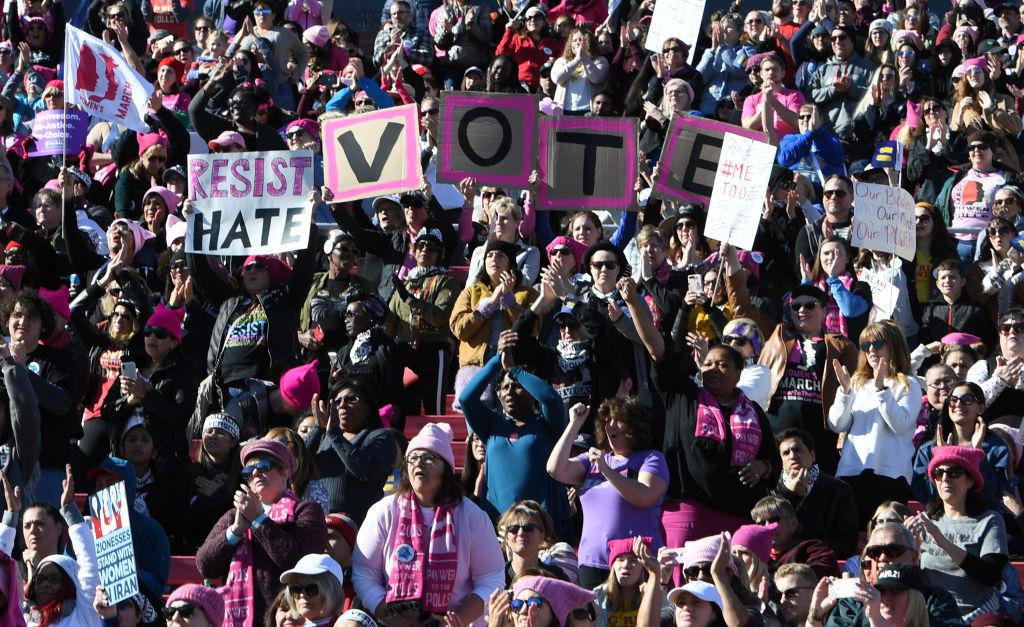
[449,282,538,367]
[758,323,859,427]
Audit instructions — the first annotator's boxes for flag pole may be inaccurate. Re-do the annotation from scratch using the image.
[61,86,68,214]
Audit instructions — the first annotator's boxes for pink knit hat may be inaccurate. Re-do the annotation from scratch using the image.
[110,219,156,258]
[241,439,296,476]
[928,445,985,491]
[286,118,321,142]
[545,236,589,272]
[512,576,595,627]
[302,24,329,47]
[407,423,456,469]
[731,523,776,565]
[142,185,182,214]
[243,254,292,286]
[137,131,168,157]
[0,264,25,291]
[279,362,320,412]
[941,332,982,346]
[38,284,70,320]
[953,26,979,45]
[607,537,651,566]
[682,533,736,573]
[146,303,185,342]
[989,424,1023,467]
[165,213,187,247]
[166,584,224,627]
[962,55,989,73]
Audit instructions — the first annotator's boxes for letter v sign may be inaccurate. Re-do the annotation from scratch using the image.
[337,122,405,183]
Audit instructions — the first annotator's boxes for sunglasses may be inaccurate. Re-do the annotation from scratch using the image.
[511,597,544,613]
[286,130,309,140]
[549,247,573,256]
[590,260,618,270]
[684,564,712,579]
[798,113,812,120]
[143,326,173,340]
[570,606,597,621]
[557,319,581,330]
[1001,322,1024,335]
[969,143,991,151]
[823,188,848,199]
[107,11,125,19]
[195,24,212,31]
[723,335,750,347]
[915,214,932,223]
[336,393,363,404]
[414,241,442,252]
[778,586,813,600]
[860,339,886,352]
[481,190,505,199]
[923,105,945,113]
[746,18,764,24]
[662,46,682,53]
[241,458,280,477]
[355,99,374,107]
[506,523,540,535]
[288,583,321,598]
[148,155,167,163]
[174,47,191,55]
[677,220,697,229]
[790,300,820,311]
[948,393,979,405]
[253,8,272,15]
[931,466,966,481]
[871,516,903,526]
[988,226,1013,236]
[897,50,915,58]
[162,604,196,620]
[831,34,850,41]
[863,543,910,560]
[421,108,440,115]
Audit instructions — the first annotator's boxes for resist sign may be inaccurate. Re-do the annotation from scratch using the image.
[186,150,314,256]
[851,182,916,261]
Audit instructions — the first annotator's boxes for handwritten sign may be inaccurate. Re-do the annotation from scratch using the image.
[860,267,900,319]
[703,133,776,250]
[645,0,708,63]
[186,150,314,255]
[851,182,916,261]
[89,481,138,604]
[27,110,89,157]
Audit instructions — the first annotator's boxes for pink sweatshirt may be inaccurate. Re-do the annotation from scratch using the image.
[352,495,505,626]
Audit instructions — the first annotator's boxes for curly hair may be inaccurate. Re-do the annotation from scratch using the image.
[0,289,55,340]
[594,396,653,452]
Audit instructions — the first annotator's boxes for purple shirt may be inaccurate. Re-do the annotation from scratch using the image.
[575,449,670,569]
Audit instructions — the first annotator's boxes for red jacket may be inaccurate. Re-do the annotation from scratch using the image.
[496,29,564,90]
[771,536,840,580]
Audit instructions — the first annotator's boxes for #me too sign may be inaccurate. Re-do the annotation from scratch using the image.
[89,481,138,604]
[186,150,315,256]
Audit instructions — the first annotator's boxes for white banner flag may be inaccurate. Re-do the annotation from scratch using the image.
[64,25,154,132]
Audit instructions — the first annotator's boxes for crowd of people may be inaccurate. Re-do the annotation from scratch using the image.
[0,0,1021,624]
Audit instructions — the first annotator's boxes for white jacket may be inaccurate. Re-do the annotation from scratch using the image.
[25,520,102,627]
[738,363,772,410]
[828,376,922,482]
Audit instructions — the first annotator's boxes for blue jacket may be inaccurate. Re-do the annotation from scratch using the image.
[777,126,847,187]
[90,457,171,595]
[911,436,1010,511]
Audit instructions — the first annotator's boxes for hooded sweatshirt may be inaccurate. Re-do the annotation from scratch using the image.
[88,457,170,596]
[27,515,102,627]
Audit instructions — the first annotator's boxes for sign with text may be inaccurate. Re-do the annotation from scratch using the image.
[645,0,708,63]
[653,115,766,205]
[322,104,422,202]
[703,133,776,251]
[186,150,314,255]
[438,92,538,187]
[861,267,900,319]
[89,481,138,604]
[27,110,89,157]
[538,116,638,211]
[851,182,916,261]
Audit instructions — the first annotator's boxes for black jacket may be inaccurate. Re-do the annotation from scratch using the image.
[919,294,998,347]
[773,470,860,558]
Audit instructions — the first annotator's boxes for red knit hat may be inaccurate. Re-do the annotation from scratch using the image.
[325,513,358,548]
[928,445,985,492]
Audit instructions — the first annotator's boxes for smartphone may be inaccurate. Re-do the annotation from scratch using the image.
[828,579,860,599]
[121,361,137,380]
[688,274,703,294]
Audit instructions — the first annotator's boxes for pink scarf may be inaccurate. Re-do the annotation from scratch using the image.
[222,492,299,627]
[695,388,762,467]
[816,274,853,336]
[385,491,458,615]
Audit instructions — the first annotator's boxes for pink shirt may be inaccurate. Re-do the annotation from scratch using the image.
[742,87,805,139]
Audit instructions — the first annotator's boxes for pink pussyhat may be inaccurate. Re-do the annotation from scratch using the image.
[146,303,185,342]
[407,423,456,469]
[731,523,777,565]
[279,362,320,412]
[38,284,70,320]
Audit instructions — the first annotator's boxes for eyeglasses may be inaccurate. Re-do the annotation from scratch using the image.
[790,300,820,311]
[33,572,64,587]
[948,393,979,405]
[162,604,196,620]
[336,393,363,405]
[510,597,544,614]
[526,14,543,20]
[1001,322,1024,335]
[684,564,713,579]
[506,523,540,535]
[746,18,764,24]
[926,377,955,389]
[143,326,173,340]
[723,335,750,347]
[915,214,932,223]
[406,452,441,466]
[860,339,886,352]
[241,458,280,477]
[931,466,966,481]
[863,543,910,560]
[590,260,618,270]
[988,226,1013,236]
[288,583,321,598]
[778,586,813,600]
[870,516,903,526]
[969,143,991,152]
[253,8,272,15]
[823,188,848,199]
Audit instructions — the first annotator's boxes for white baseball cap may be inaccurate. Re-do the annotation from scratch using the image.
[280,553,345,586]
